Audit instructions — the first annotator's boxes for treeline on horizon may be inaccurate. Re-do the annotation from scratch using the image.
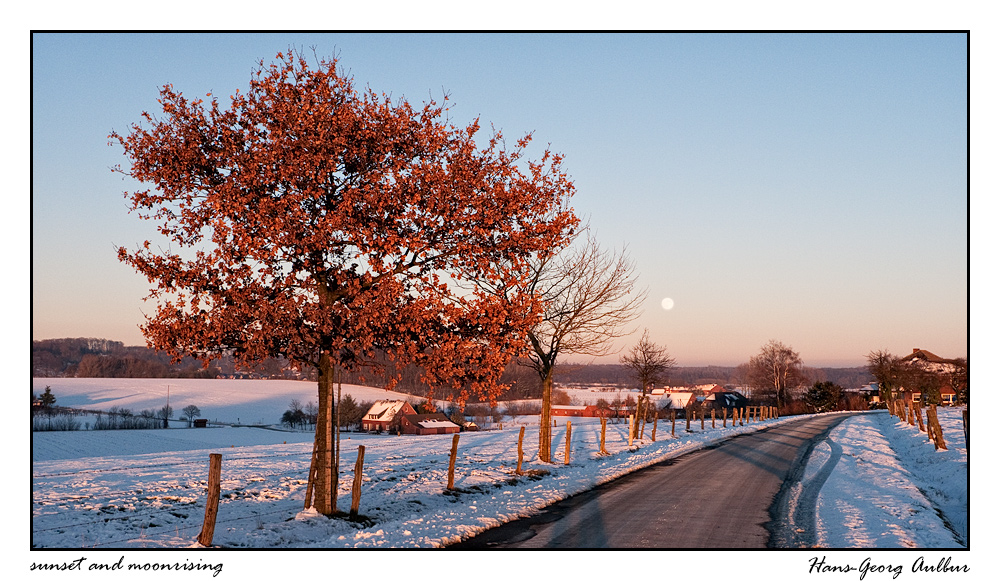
[31,337,874,402]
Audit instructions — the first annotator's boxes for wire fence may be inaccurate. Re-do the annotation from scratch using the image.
[32,411,781,548]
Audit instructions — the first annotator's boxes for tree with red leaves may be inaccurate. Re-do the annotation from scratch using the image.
[111,51,577,516]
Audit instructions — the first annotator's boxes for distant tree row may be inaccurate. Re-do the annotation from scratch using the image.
[280,397,369,431]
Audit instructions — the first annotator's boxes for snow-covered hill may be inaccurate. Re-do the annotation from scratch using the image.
[31,377,428,426]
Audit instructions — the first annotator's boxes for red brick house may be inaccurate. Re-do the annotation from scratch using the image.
[899,348,963,406]
[362,400,417,432]
[399,413,461,435]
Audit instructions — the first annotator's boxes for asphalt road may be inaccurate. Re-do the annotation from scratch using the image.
[452,413,854,549]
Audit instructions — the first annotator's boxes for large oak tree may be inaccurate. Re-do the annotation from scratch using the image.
[111,51,576,515]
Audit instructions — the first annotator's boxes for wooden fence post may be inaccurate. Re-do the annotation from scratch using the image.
[599,418,607,455]
[927,405,940,449]
[637,398,646,440]
[928,405,947,450]
[447,434,460,491]
[739,407,744,426]
[701,409,705,430]
[304,439,318,510]
[671,409,676,436]
[628,415,634,446]
[350,445,365,517]
[711,409,716,428]
[915,402,925,432]
[564,421,572,465]
[962,409,969,448]
[937,411,948,450]
[651,414,658,442]
[723,408,728,428]
[517,426,526,473]
[685,409,691,432]
[197,453,222,547]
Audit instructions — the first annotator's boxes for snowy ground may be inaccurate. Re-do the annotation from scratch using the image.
[27,378,973,578]
[797,409,967,548]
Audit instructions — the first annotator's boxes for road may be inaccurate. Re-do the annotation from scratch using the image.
[452,413,854,549]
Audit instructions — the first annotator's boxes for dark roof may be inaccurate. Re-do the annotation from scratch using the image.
[901,348,959,365]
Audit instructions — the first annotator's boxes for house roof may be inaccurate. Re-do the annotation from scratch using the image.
[417,419,460,429]
[401,413,459,430]
[663,392,694,408]
[901,348,957,365]
[365,400,410,421]
[705,392,748,406]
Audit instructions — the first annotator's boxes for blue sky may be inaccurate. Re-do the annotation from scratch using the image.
[31,32,968,366]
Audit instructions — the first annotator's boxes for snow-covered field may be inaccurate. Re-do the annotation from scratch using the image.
[28,378,972,577]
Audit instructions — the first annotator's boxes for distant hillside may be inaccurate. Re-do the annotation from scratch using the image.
[32,338,874,400]
[32,338,267,379]
[552,362,874,391]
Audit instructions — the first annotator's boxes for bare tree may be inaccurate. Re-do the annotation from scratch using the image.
[521,233,645,461]
[949,357,968,405]
[181,404,202,427]
[621,329,676,438]
[157,404,174,428]
[747,340,803,409]
[866,349,902,406]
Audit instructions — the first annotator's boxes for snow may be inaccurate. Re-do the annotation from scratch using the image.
[27,378,975,578]
[797,409,967,548]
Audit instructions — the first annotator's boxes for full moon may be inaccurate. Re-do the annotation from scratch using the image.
[661,297,675,310]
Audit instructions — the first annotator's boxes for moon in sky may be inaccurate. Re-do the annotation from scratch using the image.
[661,297,675,310]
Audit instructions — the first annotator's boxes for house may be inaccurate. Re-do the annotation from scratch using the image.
[899,348,963,406]
[399,413,461,435]
[704,390,748,411]
[362,400,417,432]
[661,392,695,410]
[845,382,881,403]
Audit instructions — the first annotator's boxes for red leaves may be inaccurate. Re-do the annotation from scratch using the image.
[112,50,578,403]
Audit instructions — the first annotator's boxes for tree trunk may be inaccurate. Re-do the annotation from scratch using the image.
[313,351,336,516]
[333,368,343,514]
[539,366,554,463]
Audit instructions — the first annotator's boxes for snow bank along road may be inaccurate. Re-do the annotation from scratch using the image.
[32,408,966,548]
[454,413,853,548]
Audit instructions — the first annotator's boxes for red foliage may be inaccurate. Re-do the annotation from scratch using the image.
[110,51,577,403]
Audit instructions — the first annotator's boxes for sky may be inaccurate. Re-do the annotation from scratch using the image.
[30,32,969,367]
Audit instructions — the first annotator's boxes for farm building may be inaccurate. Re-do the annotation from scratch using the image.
[399,413,461,435]
[362,400,417,432]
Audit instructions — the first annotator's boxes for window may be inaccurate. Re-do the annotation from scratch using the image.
[912,393,921,402]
